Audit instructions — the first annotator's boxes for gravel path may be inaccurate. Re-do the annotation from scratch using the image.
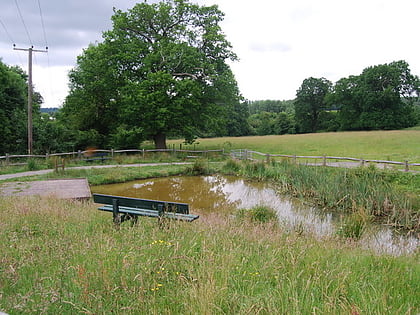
[0,162,191,181]
[0,160,417,182]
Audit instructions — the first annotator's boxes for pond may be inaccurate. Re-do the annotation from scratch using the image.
[92,175,418,256]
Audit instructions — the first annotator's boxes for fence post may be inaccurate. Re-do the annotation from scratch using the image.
[78,150,82,160]
[266,153,270,163]
[360,158,365,167]
[111,149,114,158]
[405,160,409,172]
[323,155,327,166]
[142,149,145,159]
[293,155,297,164]
[6,153,9,165]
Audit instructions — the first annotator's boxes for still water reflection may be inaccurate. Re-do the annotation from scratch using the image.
[92,175,418,256]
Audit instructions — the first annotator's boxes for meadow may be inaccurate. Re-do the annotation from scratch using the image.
[169,130,420,162]
[0,194,419,314]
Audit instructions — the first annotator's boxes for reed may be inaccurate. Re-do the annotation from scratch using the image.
[222,160,420,230]
[236,205,278,224]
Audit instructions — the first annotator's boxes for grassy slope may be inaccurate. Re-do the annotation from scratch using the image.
[169,130,420,162]
[0,196,418,314]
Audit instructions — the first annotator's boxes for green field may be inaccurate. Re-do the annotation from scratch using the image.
[169,130,420,162]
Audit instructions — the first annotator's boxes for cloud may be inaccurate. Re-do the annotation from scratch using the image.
[1,0,420,107]
[249,42,291,53]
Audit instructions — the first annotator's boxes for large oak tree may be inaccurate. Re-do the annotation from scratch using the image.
[63,0,240,149]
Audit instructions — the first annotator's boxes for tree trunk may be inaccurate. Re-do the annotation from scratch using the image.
[153,132,167,149]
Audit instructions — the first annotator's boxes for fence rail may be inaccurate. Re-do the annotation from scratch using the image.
[0,148,225,165]
[1,148,419,172]
[231,149,420,172]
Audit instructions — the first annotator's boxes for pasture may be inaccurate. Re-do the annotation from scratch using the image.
[169,130,420,162]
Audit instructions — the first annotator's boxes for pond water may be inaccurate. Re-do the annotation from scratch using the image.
[92,175,418,256]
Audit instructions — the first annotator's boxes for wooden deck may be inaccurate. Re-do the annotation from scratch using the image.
[0,178,91,200]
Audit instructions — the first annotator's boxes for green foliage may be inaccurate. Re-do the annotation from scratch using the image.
[337,210,371,240]
[0,61,28,154]
[109,125,144,149]
[295,77,333,133]
[330,60,420,130]
[61,0,240,149]
[26,159,38,171]
[184,159,211,176]
[236,205,278,224]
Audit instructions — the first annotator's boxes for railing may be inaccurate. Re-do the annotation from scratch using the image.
[1,148,419,172]
[230,149,420,172]
[0,148,225,166]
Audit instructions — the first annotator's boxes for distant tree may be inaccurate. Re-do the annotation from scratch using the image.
[225,101,251,136]
[62,0,239,149]
[330,60,420,130]
[248,112,278,135]
[295,77,332,133]
[275,112,295,134]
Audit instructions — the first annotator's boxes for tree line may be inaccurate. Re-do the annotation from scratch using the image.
[1,0,419,155]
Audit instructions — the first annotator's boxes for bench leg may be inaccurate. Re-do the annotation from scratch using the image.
[112,199,120,226]
[121,213,138,226]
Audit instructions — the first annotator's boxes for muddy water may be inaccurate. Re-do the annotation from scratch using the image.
[92,175,418,256]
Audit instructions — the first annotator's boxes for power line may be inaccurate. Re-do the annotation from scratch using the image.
[1,17,25,66]
[0,17,15,44]
[37,0,48,49]
[14,0,33,46]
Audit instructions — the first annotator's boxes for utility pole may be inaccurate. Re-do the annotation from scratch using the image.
[13,45,48,155]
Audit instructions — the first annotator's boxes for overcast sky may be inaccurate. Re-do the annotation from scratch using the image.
[1,0,420,108]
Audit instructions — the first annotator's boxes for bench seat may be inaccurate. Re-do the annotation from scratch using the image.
[93,193,199,225]
[98,204,199,222]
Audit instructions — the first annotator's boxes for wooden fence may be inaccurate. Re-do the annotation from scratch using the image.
[231,149,420,172]
[1,148,419,172]
[0,148,225,166]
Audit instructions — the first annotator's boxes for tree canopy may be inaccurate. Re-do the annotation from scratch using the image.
[294,77,332,133]
[0,61,29,154]
[330,60,420,130]
[61,0,240,149]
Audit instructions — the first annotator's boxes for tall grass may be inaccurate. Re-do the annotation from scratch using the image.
[0,196,418,314]
[222,160,420,230]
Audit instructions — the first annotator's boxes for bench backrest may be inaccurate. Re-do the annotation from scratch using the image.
[93,193,189,214]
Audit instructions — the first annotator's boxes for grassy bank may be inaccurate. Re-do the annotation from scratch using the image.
[0,196,419,314]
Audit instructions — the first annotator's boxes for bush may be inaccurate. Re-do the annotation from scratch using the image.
[236,205,278,224]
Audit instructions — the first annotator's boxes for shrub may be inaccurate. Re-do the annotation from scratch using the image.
[236,205,278,224]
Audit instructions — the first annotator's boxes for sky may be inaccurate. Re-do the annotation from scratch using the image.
[1,0,420,108]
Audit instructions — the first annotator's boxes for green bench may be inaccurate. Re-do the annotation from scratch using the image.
[84,152,110,163]
[93,193,199,224]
